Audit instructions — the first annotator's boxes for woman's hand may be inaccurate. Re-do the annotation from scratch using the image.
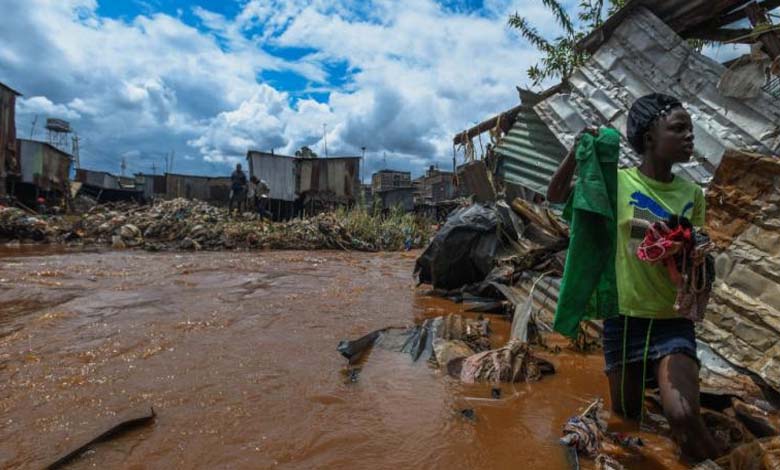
[546,127,599,204]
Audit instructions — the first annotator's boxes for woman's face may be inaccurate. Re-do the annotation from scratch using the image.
[646,107,694,164]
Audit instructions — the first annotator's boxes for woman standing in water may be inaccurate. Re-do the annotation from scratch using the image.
[547,94,721,461]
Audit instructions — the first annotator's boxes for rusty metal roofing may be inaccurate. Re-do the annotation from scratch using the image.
[535,7,780,185]
[19,139,72,192]
[493,90,567,196]
[0,81,22,96]
[579,0,755,53]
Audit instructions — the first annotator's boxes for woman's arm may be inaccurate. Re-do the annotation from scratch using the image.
[546,128,598,204]
[546,149,576,204]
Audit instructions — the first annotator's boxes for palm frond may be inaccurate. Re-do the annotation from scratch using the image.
[541,0,575,35]
[508,13,552,52]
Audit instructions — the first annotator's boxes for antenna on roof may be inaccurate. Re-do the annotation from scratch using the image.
[71,134,80,169]
[120,157,127,176]
[30,115,38,139]
[322,123,328,157]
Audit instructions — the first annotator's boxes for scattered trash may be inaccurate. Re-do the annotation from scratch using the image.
[337,328,388,365]
[459,408,476,421]
[0,206,53,241]
[561,399,609,458]
[455,339,554,384]
[45,406,156,469]
[695,436,780,469]
[595,453,626,470]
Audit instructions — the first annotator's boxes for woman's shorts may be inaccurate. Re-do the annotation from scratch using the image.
[602,315,698,377]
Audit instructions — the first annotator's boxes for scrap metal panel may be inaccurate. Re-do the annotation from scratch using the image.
[579,0,753,53]
[0,84,20,194]
[19,139,71,192]
[298,157,360,203]
[247,151,296,202]
[536,7,780,185]
[75,169,119,189]
[376,187,415,212]
[494,90,568,197]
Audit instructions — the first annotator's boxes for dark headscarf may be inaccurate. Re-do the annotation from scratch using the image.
[626,93,683,154]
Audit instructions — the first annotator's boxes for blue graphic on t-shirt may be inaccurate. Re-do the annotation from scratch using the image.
[629,191,670,219]
[681,201,694,217]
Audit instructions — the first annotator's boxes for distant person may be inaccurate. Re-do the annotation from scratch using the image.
[258,179,271,220]
[247,176,259,213]
[229,163,247,214]
[36,196,47,214]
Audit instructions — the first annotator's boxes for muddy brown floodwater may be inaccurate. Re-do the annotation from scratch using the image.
[0,250,688,469]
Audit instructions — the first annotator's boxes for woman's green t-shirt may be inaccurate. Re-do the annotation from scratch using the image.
[616,167,706,319]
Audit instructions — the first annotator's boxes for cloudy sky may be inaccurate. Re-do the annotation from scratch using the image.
[0,0,750,180]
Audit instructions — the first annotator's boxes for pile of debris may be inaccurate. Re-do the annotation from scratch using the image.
[337,313,555,385]
[0,198,432,252]
[0,206,54,242]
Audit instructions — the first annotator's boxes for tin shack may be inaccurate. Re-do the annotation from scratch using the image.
[15,139,72,205]
[0,82,21,196]
[246,151,297,219]
[75,168,144,203]
[297,156,361,213]
[165,172,232,206]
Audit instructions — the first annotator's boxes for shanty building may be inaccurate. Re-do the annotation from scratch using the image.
[371,169,411,193]
[135,173,166,202]
[0,82,21,196]
[375,186,415,213]
[16,139,72,205]
[246,151,297,220]
[165,172,232,206]
[413,166,455,205]
[75,168,144,203]
[297,156,361,213]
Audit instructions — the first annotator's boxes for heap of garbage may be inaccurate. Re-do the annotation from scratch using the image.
[0,206,54,242]
[0,198,432,252]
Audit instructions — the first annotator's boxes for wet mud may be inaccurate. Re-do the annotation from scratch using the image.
[0,250,687,469]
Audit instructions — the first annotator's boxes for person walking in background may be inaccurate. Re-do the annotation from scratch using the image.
[258,179,271,220]
[228,163,247,215]
[247,176,259,214]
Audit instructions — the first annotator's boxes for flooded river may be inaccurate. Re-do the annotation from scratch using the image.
[0,250,686,469]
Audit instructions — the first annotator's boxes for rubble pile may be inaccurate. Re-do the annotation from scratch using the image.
[0,198,431,252]
[0,206,54,242]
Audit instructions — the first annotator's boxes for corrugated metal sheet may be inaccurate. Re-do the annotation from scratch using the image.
[579,0,750,53]
[298,157,360,203]
[247,151,297,202]
[457,160,496,202]
[494,90,568,196]
[376,187,415,212]
[0,84,20,194]
[535,7,780,185]
[135,173,166,201]
[165,173,232,204]
[75,169,120,189]
[18,139,71,192]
